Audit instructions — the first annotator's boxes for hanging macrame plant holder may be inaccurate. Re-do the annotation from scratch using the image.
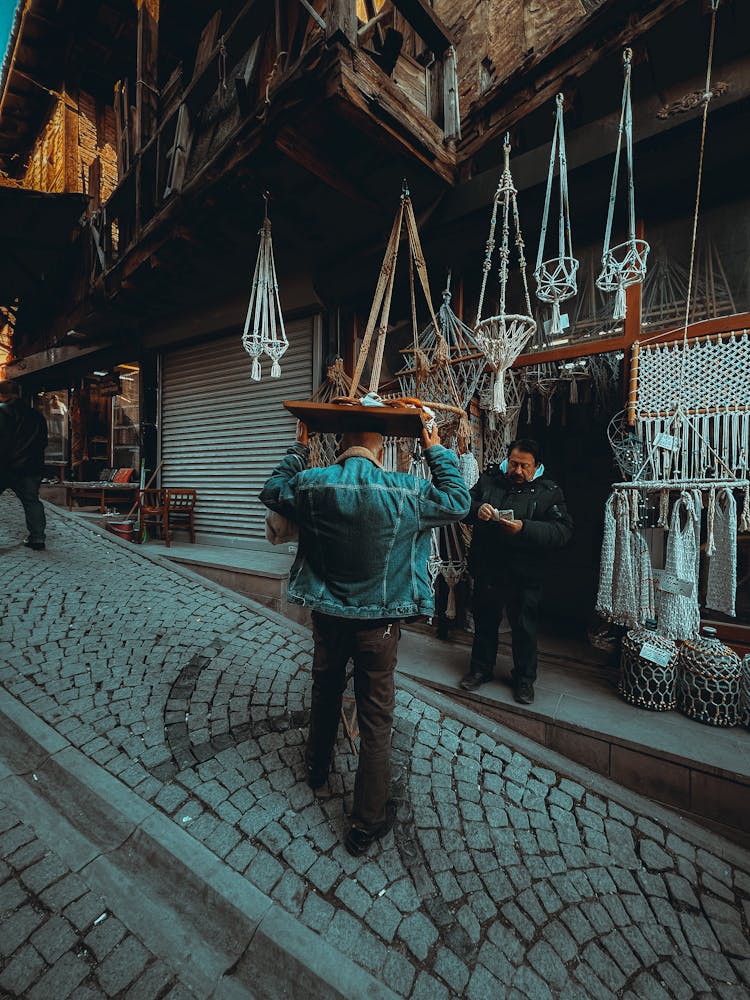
[242,194,288,381]
[535,94,579,338]
[596,49,650,322]
[474,137,537,415]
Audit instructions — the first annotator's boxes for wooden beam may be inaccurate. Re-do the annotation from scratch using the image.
[135,0,159,152]
[326,0,356,46]
[391,0,454,55]
[273,124,376,207]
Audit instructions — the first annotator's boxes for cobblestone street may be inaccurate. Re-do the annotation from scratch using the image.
[2,496,750,999]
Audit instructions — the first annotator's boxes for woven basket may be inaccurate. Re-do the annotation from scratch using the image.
[619,623,678,712]
[677,629,741,727]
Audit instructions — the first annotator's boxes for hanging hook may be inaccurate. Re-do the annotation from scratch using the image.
[623,47,633,67]
[262,190,270,222]
[401,177,410,199]
[555,92,564,108]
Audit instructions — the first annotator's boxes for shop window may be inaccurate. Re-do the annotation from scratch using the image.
[111,364,141,472]
[37,391,70,466]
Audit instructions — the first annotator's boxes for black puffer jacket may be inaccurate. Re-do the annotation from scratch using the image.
[465,465,574,584]
[0,399,48,475]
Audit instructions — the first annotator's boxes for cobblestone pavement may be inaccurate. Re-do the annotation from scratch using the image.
[2,496,750,999]
[0,794,196,999]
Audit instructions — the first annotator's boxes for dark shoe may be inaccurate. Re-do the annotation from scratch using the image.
[460,670,492,692]
[345,800,397,857]
[24,539,45,551]
[513,681,535,705]
[306,764,329,790]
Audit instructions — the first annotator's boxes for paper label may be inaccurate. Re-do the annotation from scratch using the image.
[654,571,694,597]
[495,509,515,521]
[640,641,673,668]
[654,432,679,451]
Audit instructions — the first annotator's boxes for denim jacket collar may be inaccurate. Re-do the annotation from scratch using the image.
[335,446,384,470]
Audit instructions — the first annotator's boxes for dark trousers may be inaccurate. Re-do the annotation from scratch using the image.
[1,475,46,544]
[307,612,399,831]
[469,579,542,684]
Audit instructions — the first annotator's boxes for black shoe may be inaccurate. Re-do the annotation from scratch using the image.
[459,670,492,692]
[306,764,329,790]
[345,800,397,857]
[513,681,535,705]
[23,539,45,551]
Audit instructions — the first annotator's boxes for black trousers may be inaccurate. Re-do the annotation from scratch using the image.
[469,579,542,684]
[306,612,399,831]
[0,475,46,544]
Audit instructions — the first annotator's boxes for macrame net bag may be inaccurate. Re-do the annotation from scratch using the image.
[474,137,536,414]
[535,94,579,338]
[481,369,525,468]
[596,49,650,322]
[242,195,288,380]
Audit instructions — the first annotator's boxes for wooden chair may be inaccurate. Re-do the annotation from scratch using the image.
[166,489,197,544]
[138,488,168,543]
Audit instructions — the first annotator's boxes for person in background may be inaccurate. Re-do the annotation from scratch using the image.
[461,438,573,704]
[260,419,470,855]
[0,380,49,551]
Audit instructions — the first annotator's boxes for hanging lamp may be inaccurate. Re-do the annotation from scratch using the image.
[242,193,288,381]
[596,49,649,322]
[474,136,536,414]
[535,93,579,338]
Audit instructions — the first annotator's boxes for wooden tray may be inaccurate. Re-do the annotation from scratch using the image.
[283,399,424,437]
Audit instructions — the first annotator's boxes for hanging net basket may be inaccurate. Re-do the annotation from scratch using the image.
[596,49,649,322]
[597,239,650,321]
[242,195,288,381]
[474,137,536,414]
[534,94,579,337]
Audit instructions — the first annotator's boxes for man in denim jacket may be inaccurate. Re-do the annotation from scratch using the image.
[260,420,470,854]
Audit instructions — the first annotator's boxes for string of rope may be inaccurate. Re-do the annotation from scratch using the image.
[602,49,633,257]
[678,0,720,360]
[536,94,573,271]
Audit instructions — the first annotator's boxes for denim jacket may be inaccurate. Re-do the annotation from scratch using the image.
[259,443,471,619]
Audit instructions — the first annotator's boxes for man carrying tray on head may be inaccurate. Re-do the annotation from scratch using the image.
[260,405,470,856]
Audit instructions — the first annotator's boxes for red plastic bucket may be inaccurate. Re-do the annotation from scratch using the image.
[106,521,135,542]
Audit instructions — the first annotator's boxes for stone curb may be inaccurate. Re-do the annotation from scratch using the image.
[397,675,750,871]
[0,688,398,1000]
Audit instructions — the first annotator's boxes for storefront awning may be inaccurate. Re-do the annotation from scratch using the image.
[0,186,89,302]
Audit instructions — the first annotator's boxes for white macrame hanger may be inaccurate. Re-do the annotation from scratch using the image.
[474,135,536,415]
[535,93,578,338]
[596,49,649,322]
[242,192,288,381]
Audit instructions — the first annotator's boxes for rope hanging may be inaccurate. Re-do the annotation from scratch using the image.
[474,136,536,415]
[242,193,288,381]
[596,49,650,322]
[350,182,469,441]
[535,94,579,338]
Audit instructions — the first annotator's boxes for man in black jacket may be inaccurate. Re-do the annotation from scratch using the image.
[0,380,49,550]
[461,438,573,704]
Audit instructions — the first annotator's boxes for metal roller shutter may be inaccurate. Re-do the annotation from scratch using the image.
[161,318,314,542]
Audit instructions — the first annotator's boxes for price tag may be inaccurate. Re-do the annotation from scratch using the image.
[640,641,673,668]
[654,571,694,597]
[654,432,679,452]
